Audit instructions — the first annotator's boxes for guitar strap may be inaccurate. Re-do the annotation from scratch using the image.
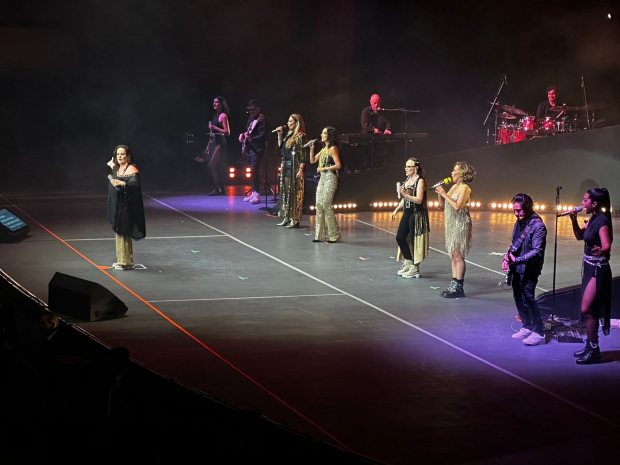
[510,216,541,253]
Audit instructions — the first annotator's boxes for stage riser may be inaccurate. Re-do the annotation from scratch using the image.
[328,126,620,211]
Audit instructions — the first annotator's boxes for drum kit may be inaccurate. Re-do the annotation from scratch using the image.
[491,102,605,145]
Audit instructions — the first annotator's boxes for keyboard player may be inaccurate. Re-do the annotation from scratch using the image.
[361,94,392,135]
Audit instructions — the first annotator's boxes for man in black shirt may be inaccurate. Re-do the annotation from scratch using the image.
[239,100,267,204]
[536,86,561,119]
[361,94,392,134]
[503,193,548,346]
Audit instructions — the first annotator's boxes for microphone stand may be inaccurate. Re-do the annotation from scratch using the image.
[551,186,561,321]
[580,76,591,130]
[483,75,507,146]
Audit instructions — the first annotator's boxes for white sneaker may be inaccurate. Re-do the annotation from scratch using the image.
[397,260,413,276]
[511,327,532,340]
[523,332,546,345]
[243,194,252,202]
[250,192,261,204]
[402,264,420,279]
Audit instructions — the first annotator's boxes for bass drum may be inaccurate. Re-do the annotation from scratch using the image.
[497,125,515,145]
[543,116,564,134]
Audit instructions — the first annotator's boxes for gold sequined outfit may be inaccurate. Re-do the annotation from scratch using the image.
[314,147,340,242]
[278,134,306,225]
[444,192,472,256]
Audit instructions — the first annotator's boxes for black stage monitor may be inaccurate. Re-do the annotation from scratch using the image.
[0,208,30,242]
[49,272,128,322]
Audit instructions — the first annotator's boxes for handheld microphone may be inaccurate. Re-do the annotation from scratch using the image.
[271,125,286,133]
[429,177,452,190]
[504,74,507,85]
[558,206,583,217]
[302,138,319,148]
[396,182,401,199]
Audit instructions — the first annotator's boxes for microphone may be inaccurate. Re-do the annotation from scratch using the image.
[581,76,584,88]
[271,125,286,133]
[396,182,401,199]
[558,206,583,217]
[429,177,452,190]
[302,138,318,148]
[504,74,507,85]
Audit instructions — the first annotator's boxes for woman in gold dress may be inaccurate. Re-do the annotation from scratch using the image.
[309,126,341,243]
[275,114,307,228]
[435,161,476,297]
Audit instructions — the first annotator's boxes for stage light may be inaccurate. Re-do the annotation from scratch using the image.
[245,173,251,178]
[562,206,568,211]
[508,203,513,209]
[502,203,508,209]
[608,13,611,19]
[229,167,235,173]
[353,203,357,208]
[347,203,352,208]
[491,203,497,208]
[229,173,235,178]
[310,205,315,210]
[378,202,383,207]
[534,204,539,210]
[373,202,378,207]
[540,205,546,210]
[245,167,251,173]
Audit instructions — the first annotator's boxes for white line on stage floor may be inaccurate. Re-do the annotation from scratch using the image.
[64,234,227,241]
[149,293,346,303]
[148,195,617,429]
[354,218,550,293]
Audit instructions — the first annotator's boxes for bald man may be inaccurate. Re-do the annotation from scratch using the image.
[361,94,392,135]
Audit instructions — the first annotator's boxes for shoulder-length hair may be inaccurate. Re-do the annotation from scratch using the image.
[215,96,230,115]
[286,113,306,149]
[407,157,426,178]
[455,161,476,184]
[112,145,136,172]
[323,126,340,149]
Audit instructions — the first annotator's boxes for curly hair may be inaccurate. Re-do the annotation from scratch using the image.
[285,113,306,149]
[455,161,476,184]
[214,96,230,115]
[323,126,340,149]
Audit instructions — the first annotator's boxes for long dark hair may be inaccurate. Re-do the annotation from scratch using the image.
[407,157,426,178]
[587,187,612,222]
[323,126,340,149]
[511,193,534,213]
[214,96,230,115]
[112,145,136,172]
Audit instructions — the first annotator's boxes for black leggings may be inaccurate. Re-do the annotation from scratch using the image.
[396,208,416,261]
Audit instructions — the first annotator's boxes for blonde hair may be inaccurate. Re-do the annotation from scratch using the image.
[285,113,306,149]
[455,161,476,184]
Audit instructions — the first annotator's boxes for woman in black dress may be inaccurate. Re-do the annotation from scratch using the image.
[206,96,230,195]
[107,145,146,270]
[569,187,613,364]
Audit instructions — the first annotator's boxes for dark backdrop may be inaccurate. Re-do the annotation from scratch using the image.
[1,0,619,192]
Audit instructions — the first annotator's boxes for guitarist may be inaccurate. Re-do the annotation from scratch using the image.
[239,100,267,204]
[503,193,548,346]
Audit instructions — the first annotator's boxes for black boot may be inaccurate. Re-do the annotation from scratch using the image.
[440,279,456,297]
[442,279,465,298]
[573,340,589,358]
[576,340,602,365]
[208,186,224,196]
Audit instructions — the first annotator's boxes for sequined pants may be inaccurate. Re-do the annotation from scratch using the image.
[115,234,134,266]
[314,171,340,242]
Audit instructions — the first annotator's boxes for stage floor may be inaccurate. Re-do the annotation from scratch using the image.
[1,188,620,464]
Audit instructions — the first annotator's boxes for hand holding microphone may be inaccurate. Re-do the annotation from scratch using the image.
[558,206,583,217]
[396,182,401,199]
[429,177,452,190]
[272,125,287,133]
[302,138,319,148]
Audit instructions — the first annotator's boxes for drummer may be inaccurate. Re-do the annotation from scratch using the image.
[536,86,561,119]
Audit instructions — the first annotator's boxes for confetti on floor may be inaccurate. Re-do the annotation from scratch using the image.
[191,250,199,253]
[430,286,441,289]
[360,257,370,260]
[239,277,248,280]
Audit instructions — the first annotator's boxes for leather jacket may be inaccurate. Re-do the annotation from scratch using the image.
[510,213,547,275]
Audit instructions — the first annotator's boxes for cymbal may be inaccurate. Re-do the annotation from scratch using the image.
[548,105,580,112]
[578,103,607,111]
[489,102,528,116]
[494,112,516,120]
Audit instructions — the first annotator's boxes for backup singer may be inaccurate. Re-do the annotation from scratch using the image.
[239,100,267,204]
[276,114,307,228]
[107,145,146,270]
[435,161,475,297]
[503,194,547,346]
[392,158,430,278]
[569,188,613,364]
[309,126,341,243]
[207,96,230,196]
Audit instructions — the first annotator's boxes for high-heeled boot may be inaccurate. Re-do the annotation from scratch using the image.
[573,340,589,357]
[277,218,290,226]
[442,279,465,298]
[576,340,602,365]
[208,185,224,196]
